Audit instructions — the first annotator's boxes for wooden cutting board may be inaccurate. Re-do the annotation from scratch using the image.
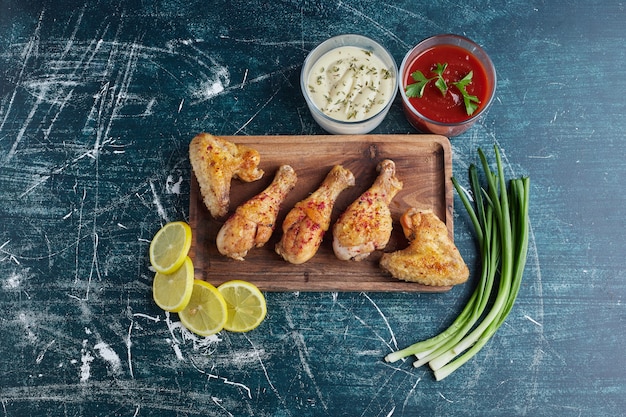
[189,134,455,292]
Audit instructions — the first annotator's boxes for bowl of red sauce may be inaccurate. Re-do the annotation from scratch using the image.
[398,34,496,137]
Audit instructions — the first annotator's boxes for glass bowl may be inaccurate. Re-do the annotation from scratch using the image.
[398,34,496,137]
[301,34,398,135]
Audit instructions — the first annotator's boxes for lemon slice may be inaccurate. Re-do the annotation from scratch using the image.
[149,221,192,274]
[218,280,267,333]
[179,280,227,336]
[152,256,194,312]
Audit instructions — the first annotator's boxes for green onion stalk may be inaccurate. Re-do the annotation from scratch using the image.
[384,145,530,381]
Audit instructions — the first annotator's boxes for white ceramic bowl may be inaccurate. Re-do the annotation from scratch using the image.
[301,34,398,135]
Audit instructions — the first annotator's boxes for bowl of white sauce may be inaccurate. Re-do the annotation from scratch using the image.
[301,34,398,135]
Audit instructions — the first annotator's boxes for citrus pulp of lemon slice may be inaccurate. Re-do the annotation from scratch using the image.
[149,221,192,274]
[179,280,227,336]
[217,280,267,333]
[152,256,194,312]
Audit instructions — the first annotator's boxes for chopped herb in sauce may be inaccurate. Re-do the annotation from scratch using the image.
[307,46,395,122]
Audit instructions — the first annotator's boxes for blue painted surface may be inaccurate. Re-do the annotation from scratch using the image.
[0,1,624,416]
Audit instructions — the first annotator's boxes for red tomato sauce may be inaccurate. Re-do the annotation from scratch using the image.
[404,44,491,123]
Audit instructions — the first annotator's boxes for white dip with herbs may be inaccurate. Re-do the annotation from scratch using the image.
[307,46,395,122]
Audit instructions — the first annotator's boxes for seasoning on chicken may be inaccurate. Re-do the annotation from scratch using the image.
[275,165,355,264]
[216,165,298,261]
[380,208,469,286]
[189,133,264,219]
[332,159,403,261]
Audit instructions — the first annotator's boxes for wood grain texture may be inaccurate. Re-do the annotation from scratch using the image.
[189,134,454,292]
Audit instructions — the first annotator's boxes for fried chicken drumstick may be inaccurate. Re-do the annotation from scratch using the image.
[216,165,298,260]
[276,165,355,264]
[332,159,403,261]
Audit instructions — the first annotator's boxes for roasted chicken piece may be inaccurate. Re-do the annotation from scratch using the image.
[276,165,355,264]
[189,133,264,218]
[216,165,298,260]
[380,209,469,286]
[332,159,403,261]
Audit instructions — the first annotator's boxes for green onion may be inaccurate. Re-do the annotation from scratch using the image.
[384,145,530,381]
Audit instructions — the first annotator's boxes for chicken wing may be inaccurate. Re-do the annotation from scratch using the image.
[379,208,469,286]
[216,165,298,260]
[332,159,403,261]
[276,165,355,264]
[189,133,264,218]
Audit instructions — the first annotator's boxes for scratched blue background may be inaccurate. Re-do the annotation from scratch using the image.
[1,0,625,416]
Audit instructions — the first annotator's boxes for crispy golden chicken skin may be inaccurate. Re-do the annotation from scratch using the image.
[380,208,469,286]
[276,165,355,264]
[216,165,298,260]
[332,159,403,261]
[189,133,264,218]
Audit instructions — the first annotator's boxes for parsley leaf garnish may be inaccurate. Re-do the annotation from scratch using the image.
[405,70,431,98]
[405,63,481,115]
[452,71,480,115]
[405,63,448,98]
[432,63,448,96]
